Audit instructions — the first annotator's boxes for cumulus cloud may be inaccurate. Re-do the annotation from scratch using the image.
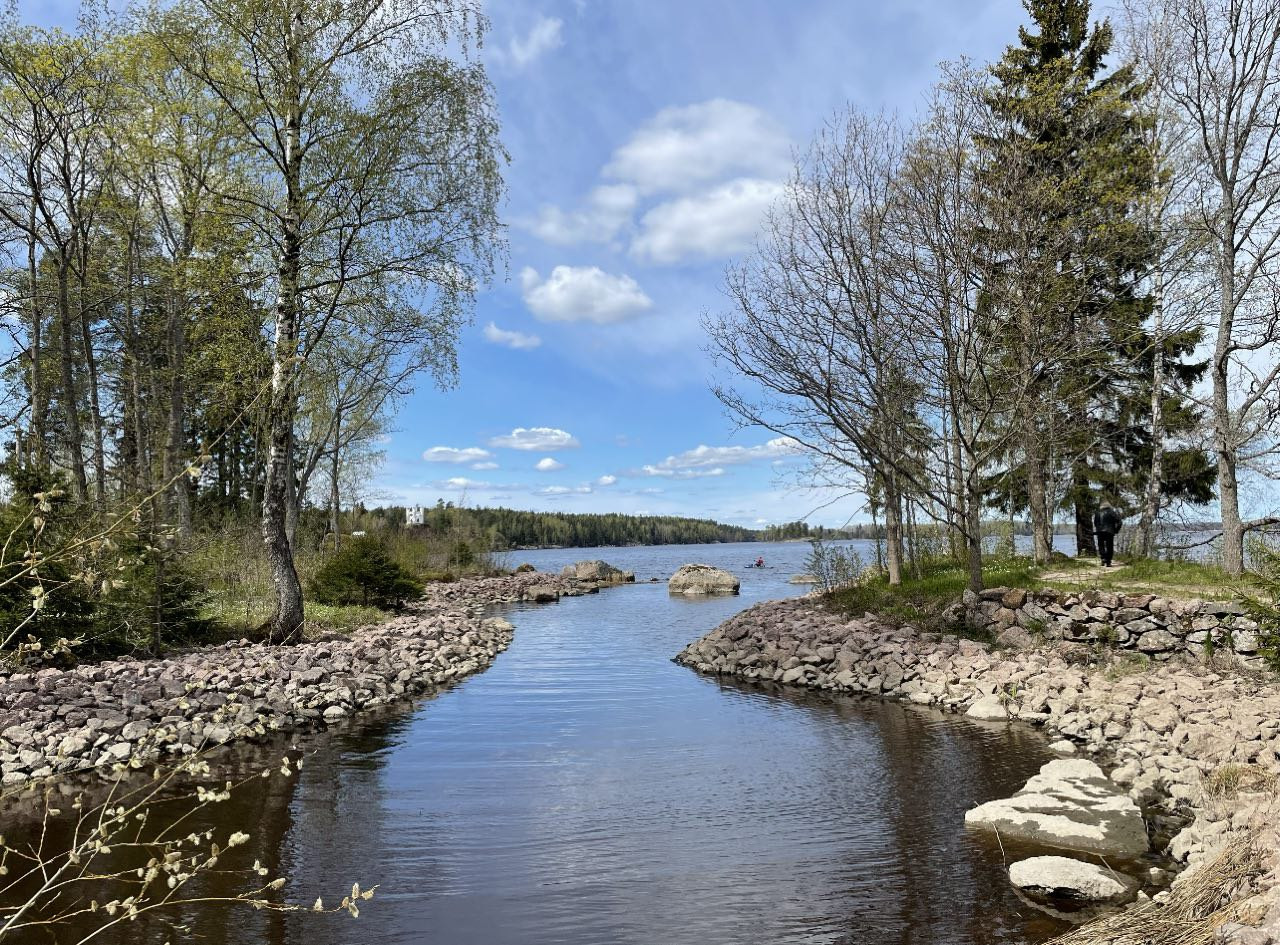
[489,426,581,451]
[520,266,653,324]
[423,446,493,464]
[596,474,617,486]
[501,16,563,69]
[604,99,791,195]
[483,321,542,350]
[471,461,499,470]
[528,184,638,245]
[631,178,784,263]
[535,457,564,471]
[641,437,801,475]
[650,440,798,473]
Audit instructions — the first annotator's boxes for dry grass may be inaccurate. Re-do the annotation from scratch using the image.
[1044,837,1268,945]
[1202,764,1280,800]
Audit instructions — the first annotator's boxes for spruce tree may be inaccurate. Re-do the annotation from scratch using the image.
[978,0,1205,556]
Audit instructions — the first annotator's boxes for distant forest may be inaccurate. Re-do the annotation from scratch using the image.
[361,503,1068,549]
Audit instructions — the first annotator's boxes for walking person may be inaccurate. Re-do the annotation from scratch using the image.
[1092,501,1123,568]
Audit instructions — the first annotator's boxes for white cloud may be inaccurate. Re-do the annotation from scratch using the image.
[489,426,581,451]
[631,178,784,264]
[504,16,563,69]
[472,461,499,470]
[640,465,726,479]
[439,476,492,490]
[535,484,593,497]
[641,437,801,475]
[528,184,638,245]
[423,446,493,464]
[483,321,542,350]
[596,474,617,486]
[535,457,564,471]
[604,99,791,195]
[520,266,653,324]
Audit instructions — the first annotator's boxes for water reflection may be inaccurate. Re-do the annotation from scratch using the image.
[1,544,1070,945]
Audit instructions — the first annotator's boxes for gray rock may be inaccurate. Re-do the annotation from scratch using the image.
[668,564,740,596]
[1009,856,1138,903]
[965,759,1149,857]
[560,560,629,584]
[966,695,1009,721]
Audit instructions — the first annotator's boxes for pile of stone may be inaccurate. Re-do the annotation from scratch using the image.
[0,571,582,793]
[957,586,1262,665]
[675,596,1280,938]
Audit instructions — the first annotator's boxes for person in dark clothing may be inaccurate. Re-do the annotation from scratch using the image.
[1093,502,1123,567]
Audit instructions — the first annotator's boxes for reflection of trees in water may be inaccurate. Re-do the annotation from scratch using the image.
[0,705,423,945]
[707,676,1068,945]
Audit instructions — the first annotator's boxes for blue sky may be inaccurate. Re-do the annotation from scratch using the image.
[27,0,1031,528]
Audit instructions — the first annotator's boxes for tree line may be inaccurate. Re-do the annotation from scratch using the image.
[0,0,503,644]
[359,503,759,549]
[709,0,1280,590]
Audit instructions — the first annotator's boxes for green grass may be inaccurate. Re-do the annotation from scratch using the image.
[202,598,387,640]
[1039,556,1242,600]
[824,557,1039,636]
[823,553,1250,637]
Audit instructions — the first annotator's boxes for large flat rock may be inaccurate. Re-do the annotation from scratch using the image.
[1009,855,1138,903]
[965,759,1148,857]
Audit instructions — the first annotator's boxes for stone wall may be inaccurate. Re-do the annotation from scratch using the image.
[957,586,1267,665]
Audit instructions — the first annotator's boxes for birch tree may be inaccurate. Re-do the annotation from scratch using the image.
[161,0,504,639]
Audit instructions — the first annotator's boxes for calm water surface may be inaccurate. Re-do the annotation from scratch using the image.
[8,542,1072,945]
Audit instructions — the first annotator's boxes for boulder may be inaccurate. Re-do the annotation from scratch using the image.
[1009,856,1138,903]
[560,560,631,584]
[668,564,740,596]
[966,695,1009,721]
[965,759,1149,857]
[523,585,561,603]
[789,574,820,585]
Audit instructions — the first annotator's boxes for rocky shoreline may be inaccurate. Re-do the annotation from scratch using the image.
[676,596,1280,942]
[0,571,601,795]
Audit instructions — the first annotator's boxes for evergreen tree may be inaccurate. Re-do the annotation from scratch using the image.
[978,0,1205,555]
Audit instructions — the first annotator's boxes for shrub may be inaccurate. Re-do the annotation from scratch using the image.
[803,538,866,593]
[309,537,424,609]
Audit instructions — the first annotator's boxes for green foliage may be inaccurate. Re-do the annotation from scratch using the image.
[90,535,212,655]
[824,557,1039,634]
[803,539,866,593]
[1242,536,1280,671]
[0,468,94,655]
[309,537,424,610]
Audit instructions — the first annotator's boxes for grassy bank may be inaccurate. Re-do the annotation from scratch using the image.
[824,554,1247,636]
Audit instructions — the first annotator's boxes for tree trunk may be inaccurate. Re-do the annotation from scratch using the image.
[1213,246,1244,574]
[262,41,305,642]
[1073,464,1098,557]
[882,472,904,586]
[330,408,342,551]
[76,259,106,506]
[1023,419,1052,564]
[1136,272,1166,557]
[167,285,192,538]
[26,197,43,466]
[55,256,87,499]
[965,473,984,592]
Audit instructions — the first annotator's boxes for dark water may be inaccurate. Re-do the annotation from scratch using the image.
[2,542,1070,945]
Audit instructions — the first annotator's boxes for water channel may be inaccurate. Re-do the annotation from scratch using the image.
[5,541,1073,944]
